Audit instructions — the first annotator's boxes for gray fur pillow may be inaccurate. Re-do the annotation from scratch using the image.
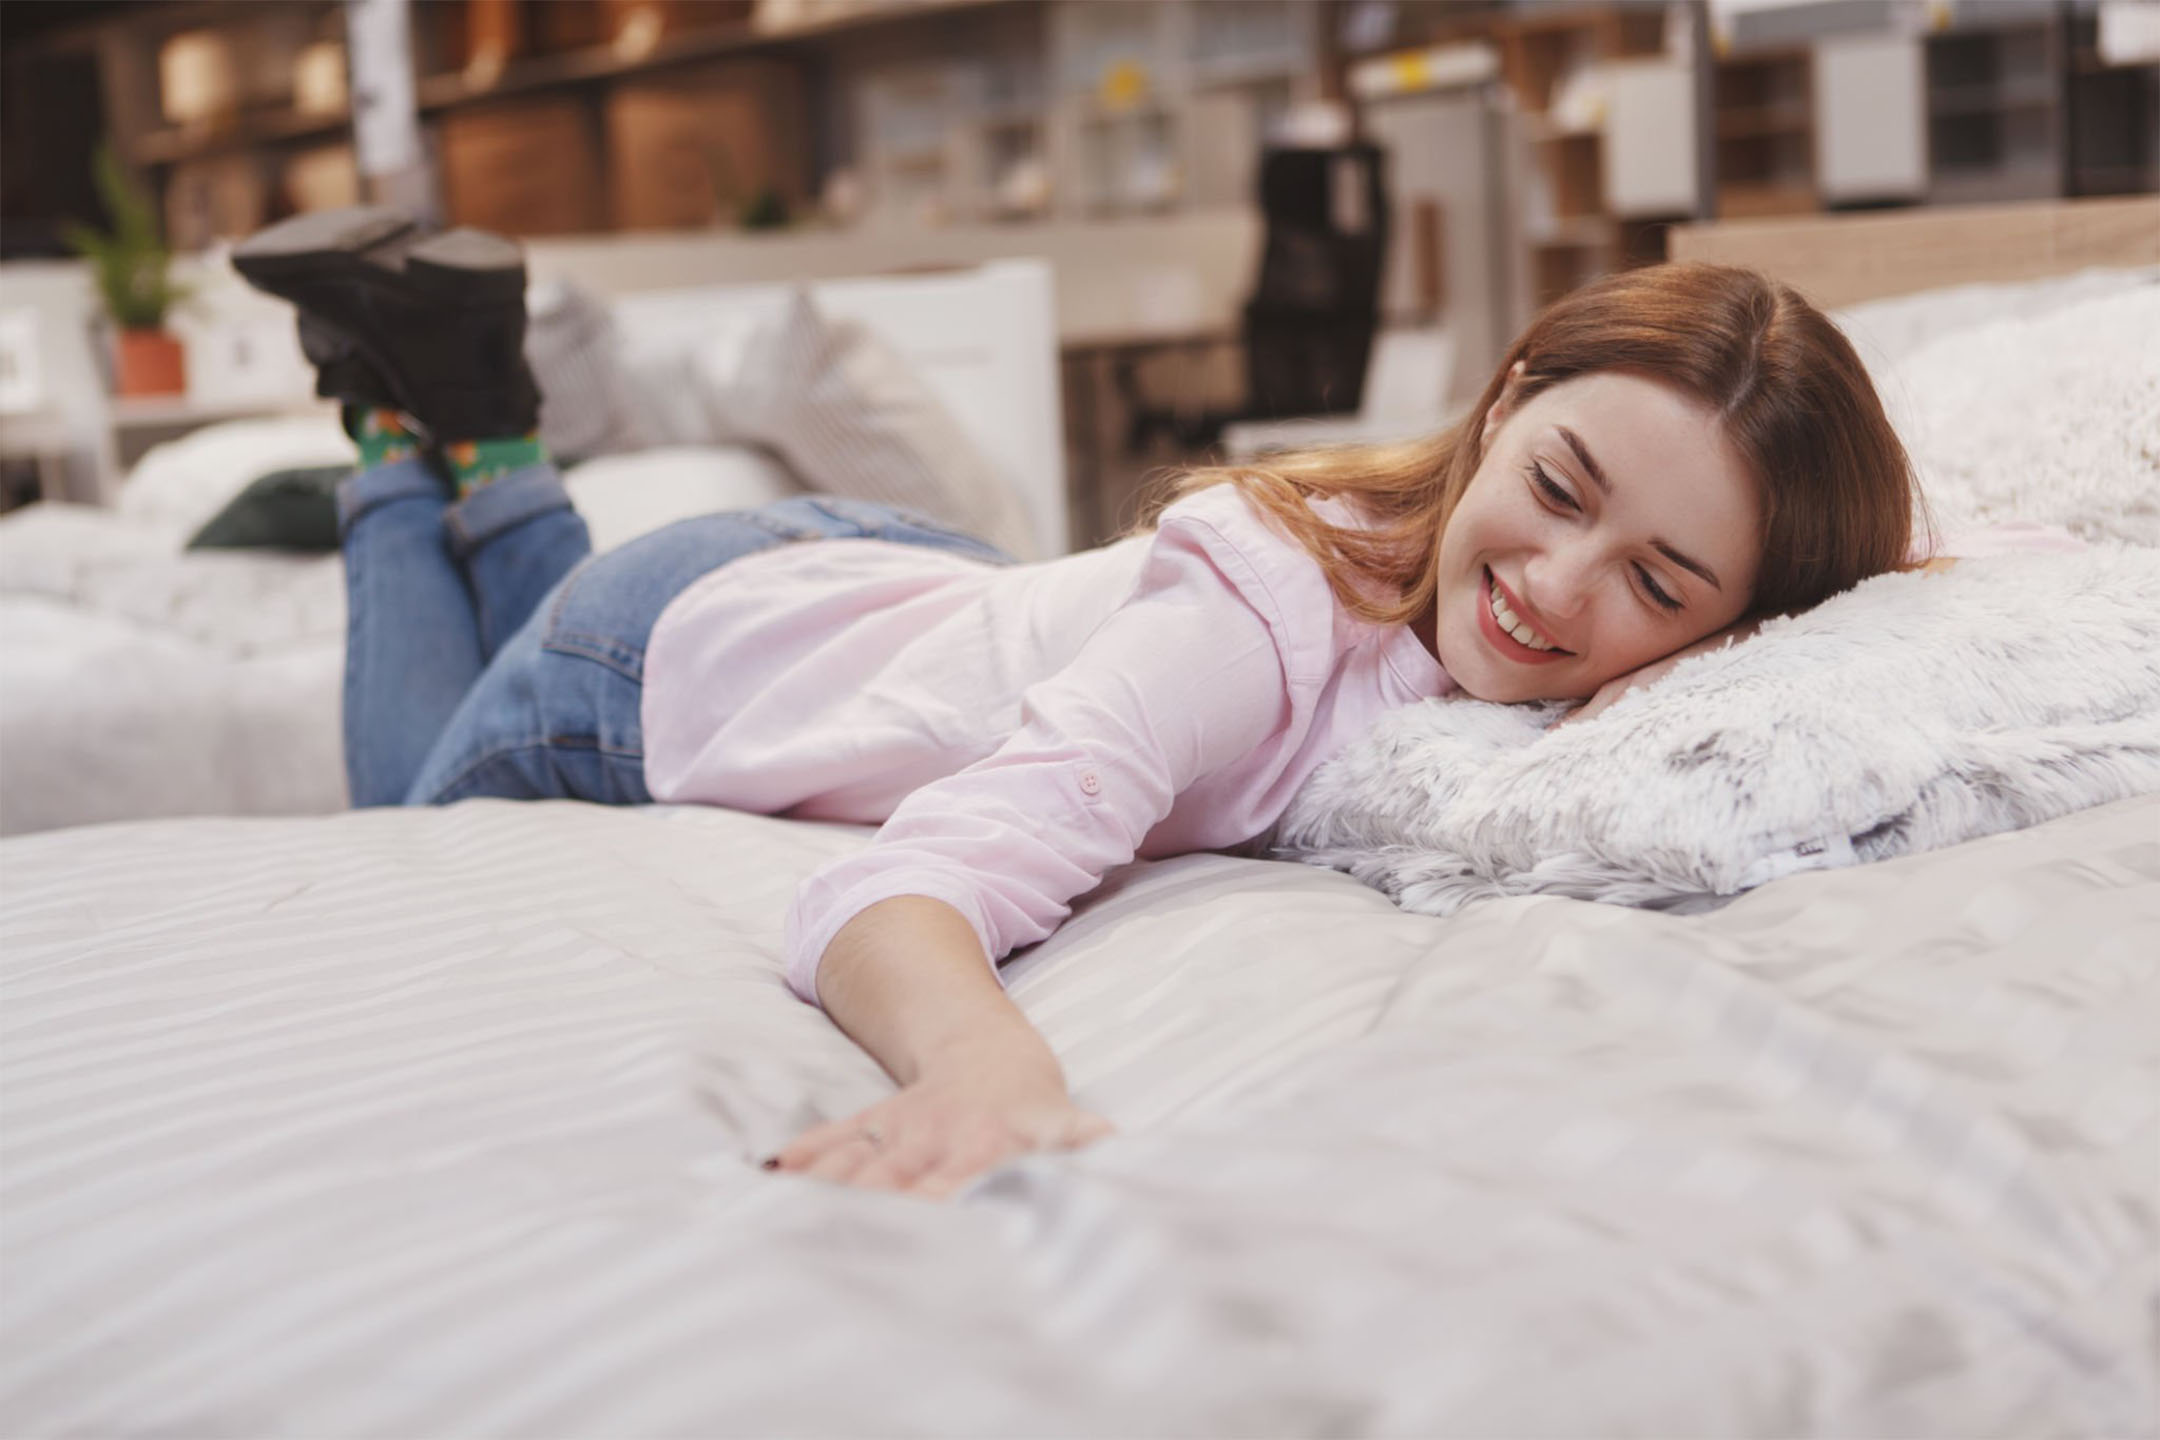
[1273,548,2160,915]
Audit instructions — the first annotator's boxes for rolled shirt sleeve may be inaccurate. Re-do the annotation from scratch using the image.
[782,512,1302,1007]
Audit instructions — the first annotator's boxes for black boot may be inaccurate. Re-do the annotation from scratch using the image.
[296,314,395,413]
[234,206,539,444]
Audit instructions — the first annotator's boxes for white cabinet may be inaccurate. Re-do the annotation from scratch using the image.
[1606,57,1700,216]
[1814,32,1926,203]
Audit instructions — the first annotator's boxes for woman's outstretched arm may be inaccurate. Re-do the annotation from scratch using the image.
[765,895,1112,1198]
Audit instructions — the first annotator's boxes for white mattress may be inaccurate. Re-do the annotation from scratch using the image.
[4,794,2154,1435]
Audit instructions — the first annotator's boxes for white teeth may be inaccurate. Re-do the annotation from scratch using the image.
[1488,575,1557,651]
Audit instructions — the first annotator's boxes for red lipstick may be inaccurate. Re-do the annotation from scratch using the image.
[1478,567,1571,666]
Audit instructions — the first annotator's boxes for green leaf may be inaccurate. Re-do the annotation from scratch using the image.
[70,143,177,329]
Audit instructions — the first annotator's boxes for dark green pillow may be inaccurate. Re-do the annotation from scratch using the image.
[186,465,352,552]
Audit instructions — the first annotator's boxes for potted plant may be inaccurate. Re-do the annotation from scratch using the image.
[66,145,191,397]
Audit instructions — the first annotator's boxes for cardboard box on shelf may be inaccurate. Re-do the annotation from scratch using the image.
[282,145,362,214]
[439,98,607,237]
[605,1,755,53]
[606,60,808,230]
[158,30,240,128]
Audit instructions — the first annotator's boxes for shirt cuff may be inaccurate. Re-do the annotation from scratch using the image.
[782,869,1004,1008]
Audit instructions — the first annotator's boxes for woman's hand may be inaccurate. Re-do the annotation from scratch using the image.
[765,1070,1114,1200]
[1555,618,1760,728]
[774,894,1115,1200]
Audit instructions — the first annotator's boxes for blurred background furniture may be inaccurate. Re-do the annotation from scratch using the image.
[1,0,2154,540]
[1109,137,1393,481]
[1220,324,1459,460]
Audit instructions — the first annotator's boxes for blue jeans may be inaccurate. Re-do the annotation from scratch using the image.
[338,457,1016,808]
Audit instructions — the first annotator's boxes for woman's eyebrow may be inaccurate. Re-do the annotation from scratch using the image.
[1556,425,1723,591]
[1557,426,1610,495]
[1655,542,1722,591]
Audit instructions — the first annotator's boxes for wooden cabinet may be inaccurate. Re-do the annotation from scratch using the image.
[1713,48,1816,217]
[439,98,606,236]
[606,61,807,230]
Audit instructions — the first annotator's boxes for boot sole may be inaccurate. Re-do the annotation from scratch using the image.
[233,205,527,307]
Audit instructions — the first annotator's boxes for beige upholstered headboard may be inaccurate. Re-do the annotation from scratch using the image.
[1668,195,2160,308]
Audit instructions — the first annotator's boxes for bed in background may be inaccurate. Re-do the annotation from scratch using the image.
[0,260,1065,836]
[3,201,2155,1436]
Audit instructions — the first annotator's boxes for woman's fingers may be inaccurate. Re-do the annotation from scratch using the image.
[762,1094,1117,1198]
[1062,1110,1116,1146]
[771,1112,881,1175]
[800,1132,878,1184]
[909,1116,1108,1198]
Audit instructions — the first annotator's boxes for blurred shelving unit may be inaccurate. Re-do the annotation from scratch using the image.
[2064,4,2160,195]
[58,0,1333,242]
[1707,0,2159,218]
[1486,3,1690,305]
[7,0,2156,332]
[1924,5,2066,205]
[1712,46,1816,216]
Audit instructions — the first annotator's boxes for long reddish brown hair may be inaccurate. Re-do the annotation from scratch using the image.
[1137,262,1928,627]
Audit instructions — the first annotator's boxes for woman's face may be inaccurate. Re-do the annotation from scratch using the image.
[1430,367,1762,703]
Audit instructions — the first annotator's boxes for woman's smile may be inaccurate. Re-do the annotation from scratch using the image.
[1478,566,1572,664]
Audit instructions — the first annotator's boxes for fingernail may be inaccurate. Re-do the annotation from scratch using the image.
[759,1156,779,1171]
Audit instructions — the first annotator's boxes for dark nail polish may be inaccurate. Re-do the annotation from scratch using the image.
[759,1156,779,1170]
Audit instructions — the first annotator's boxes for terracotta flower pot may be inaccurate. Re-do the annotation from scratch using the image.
[115,327,186,397]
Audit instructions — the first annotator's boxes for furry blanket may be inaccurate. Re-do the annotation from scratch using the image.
[1274,548,2160,914]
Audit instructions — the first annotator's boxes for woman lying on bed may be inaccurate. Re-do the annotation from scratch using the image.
[235,208,1920,1201]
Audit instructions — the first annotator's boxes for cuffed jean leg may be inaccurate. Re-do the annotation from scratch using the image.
[338,458,485,807]
[443,463,592,661]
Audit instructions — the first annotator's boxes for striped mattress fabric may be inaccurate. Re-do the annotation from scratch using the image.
[2,795,2156,1434]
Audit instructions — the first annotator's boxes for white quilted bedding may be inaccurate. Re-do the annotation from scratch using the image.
[0,446,799,835]
[4,795,2154,1435]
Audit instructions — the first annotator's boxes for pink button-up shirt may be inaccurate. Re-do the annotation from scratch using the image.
[640,484,1453,1007]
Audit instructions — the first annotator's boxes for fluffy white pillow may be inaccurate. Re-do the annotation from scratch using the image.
[697,289,1041,561]
[1275,549,2160,915]
[1878,282,2160,547]
[1829,264,2158,376]
[561,446,801,555]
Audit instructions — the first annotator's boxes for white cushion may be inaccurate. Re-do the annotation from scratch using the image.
[697,289,1042,561]
[561,445,803,555]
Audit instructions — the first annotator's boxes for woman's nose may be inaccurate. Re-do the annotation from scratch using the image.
[1523,545,1595,620]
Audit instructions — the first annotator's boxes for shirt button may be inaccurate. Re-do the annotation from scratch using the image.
[1079,771,1101,796]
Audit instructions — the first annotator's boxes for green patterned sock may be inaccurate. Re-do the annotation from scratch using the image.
[443,433,548,495]
[350,406,420,469]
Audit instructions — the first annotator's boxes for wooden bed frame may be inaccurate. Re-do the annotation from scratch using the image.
[1668,195,2160,307]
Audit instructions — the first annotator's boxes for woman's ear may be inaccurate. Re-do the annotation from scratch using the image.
[1478,360,1528,457]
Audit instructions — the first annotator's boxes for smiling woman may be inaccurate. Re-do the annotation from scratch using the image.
[1154,262,1923,706]
[1430,368,1764,703]
[231,204,1929,1202]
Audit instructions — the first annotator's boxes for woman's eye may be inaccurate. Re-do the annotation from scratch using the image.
[1636,564,1683,613]
[1527,461,1578,511]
